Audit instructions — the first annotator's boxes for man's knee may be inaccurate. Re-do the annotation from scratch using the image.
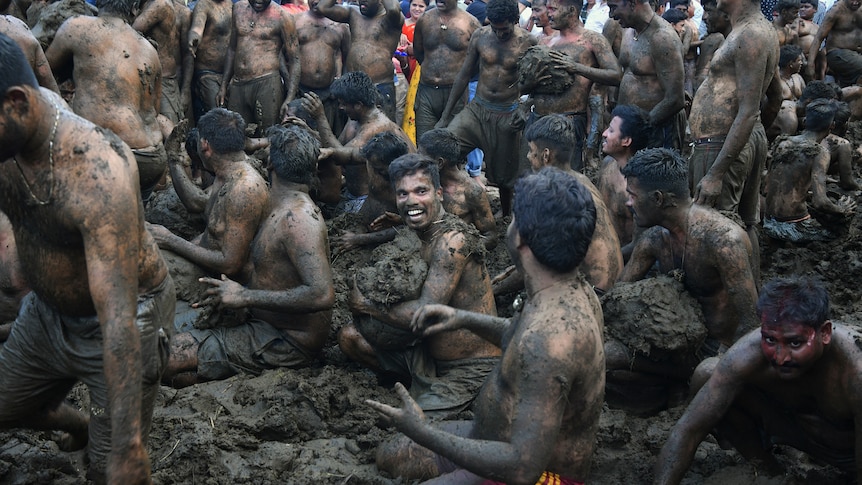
[690,356,719,395]
[338,323,375,364]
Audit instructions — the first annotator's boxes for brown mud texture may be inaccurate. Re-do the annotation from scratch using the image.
[2,127,862,483]
[517,44,576,95]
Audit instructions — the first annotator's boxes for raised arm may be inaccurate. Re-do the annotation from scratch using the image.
[316,0,352,24]
[382,0,405,31]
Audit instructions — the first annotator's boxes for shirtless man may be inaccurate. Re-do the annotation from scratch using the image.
[295,0,350,134]
[597,103,650,249]
[771,0,799,46]
[796,0,822,81]
[526,0,620,171]
[608,0,686,150]
[437,0,536,216]
[217,0,300,133]
[655,276,862,483]
[368,167,605,484]
[412,0,480,139]
[688,0,779,283]
[187,0,232,122]
[806,0,862,87]
[770,44,806,138]
[134,0,189,124]
[694,0,728,91]
[531,0,559,44]
[495,114,623,296]
[764,99,856,243]
[0,34,174,483]
[0,15,58,93]
[608,148,758,408]
[340,155,501,417]
[162,125,334,387]
[148,108,270,280]
[46,0,167,203]
[317,0,403,121]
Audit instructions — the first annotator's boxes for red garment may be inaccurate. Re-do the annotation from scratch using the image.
[481,471,585,485]
[400,22,418,81]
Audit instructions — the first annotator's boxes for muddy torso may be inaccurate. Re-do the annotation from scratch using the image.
[414,9,477,85]
[135,0,183,76]
[474,26,536,104]
[296,12,347,88]
[232,1,292,81]
[532,30,604,115]
[345,8,401,84]
[823,5,862,53]
[192,0,233,72]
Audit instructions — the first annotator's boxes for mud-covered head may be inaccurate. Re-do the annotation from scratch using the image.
[604,104,651,158]
[524,114,574,171]
[362,131,410,182]
[621,148,688,227]
[97,0,137,16]
[198,108,246,155]
[662,7,687,32]
[547,0,583,30]
[419,129,463,169]
[488,0,519,40]
[803,98,837,133]
[702,0,730,33]
[390,153,444,232]
[512,167,596,273]
[331,71,379,114]
[798,80,841,108]
[267,124,320,187]
[774,0,800,21]
[286,98,319,131]
[779,44,803,70]
[798,0,817,19]
[389,152,441,190]
[0,33,40,160]
[0,34,38,94]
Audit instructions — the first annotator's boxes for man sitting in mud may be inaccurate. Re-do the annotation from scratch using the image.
[340,155,501,416]
[655,276,862,483]
[148,108,270,282]
[46,0,168,203]
[494,114,623,296]
[764,99,857,244]
[162,125,335,387]
[0,34,175,483]
[608,148,758,410]
[367,167,605,484]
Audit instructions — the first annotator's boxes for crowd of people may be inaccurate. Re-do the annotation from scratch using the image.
[0,0,861,481]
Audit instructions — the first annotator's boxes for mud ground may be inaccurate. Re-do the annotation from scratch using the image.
[1,133,861,484]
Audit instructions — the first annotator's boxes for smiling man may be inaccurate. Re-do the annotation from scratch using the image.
[655,275,862,484]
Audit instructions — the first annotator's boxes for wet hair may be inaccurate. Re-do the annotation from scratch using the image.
[331,71,378,107]
[799,80,842,105]
[611,104,651,154]
[799,0,816,9]
[621,147,689,199]
[757,275,829,329]
[669,0,689,8]
[419,129,463,167]
[97,0,136,15]
[662,8,687,24]
[388,153,441,190]
[513,167,596,273]
[0,33,38,94]
[774,0,800,12]
[486,0,520,24]
[803,98,836,132]
[701,0,716,6]
[267,125,319,186]
[524,114,575,163]
[361,131,410,180]
[833,100,851,127]
[197,108,246,154]
[287,99,318,131]
[779,44,803,68]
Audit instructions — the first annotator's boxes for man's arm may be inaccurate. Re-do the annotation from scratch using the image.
[187,0,208,57]
[382,0,405,31]
[806,10,834,80]
[217,4,238,106]
[132,0,173,37]
[178,6,194,114]
[436,30,481,128]
[316,0,352,23]
[618,227,662,282]
[647,29,686,126]
[339,23,351,72]
[714,231,758,337]
[810,146,845,213]
[45,20,77,84]
[164,121,209,212]
[411,303,510,346]
[280,11,301,114]
[467,183,498,249]
[551,32,622,86]
[413,16,427,65]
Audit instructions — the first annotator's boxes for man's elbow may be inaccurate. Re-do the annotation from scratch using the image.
[314,285,336,310]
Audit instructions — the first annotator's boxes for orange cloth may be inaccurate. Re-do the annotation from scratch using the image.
[481,471,584,485]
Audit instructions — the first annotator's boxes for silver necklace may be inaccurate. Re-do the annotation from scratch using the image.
[13,103,60,206]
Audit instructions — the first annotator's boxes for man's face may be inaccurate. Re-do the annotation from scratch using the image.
[601,116,630,157]
[789,54,804,73]
[760,320,830,379]
[624,177,658,228]
[704,4,729,33]
[798,1,816,19]
[359,0,381,16]
[249,0,270,13]
[671,20,685,35]
[396,171,443,232]
[337,99,361,120]
[845,0,862,11]
[437,0,455,12]
[490,21,516,41]
[547,0,575,29]
[608,0,633,27]
[532,2,550,26]
[527,141,546,171]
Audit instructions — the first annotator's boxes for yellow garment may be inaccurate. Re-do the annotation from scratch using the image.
[402,65,420,144]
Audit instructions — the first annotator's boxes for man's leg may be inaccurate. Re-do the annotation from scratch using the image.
[376,420,474,481]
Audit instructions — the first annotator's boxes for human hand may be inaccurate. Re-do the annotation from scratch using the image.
[838,194,857,215]
[188,36,200,57]
[107,442,151,485]
[194,274,246,309]
[145,222,173,247]
[331,231,362,253]
[216,87,227,108]
[369,211,401,232]
[319,147,335,160]
[410,303,461,337]
[279,100,291,124]
[694,174,722,207]
[348,275,376,315]
[301,92,327,122]
[165,119,191,164]
[281,116,322,140]
[366,382,427,433]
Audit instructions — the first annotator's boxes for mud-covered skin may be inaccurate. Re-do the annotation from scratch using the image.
[46,13,164,150]
[823,133,862,190]
[218,0,300,115]
[609,0,685,128]
[295,1,350,89]
[439,160,497,250]
[0,85,169,483]
[133,0,182,78]
[316,0,403,85]
[806,0,862,80]
[188,0,232,72]
[0,15,58,93]
[529,0,620,117]
[413,0,480,86]
[621,194,756,348]
[688,0,779,206]
[655,322,862,484]
[0,211,27,326]
[597,155,633,246]
[772,6,798,46]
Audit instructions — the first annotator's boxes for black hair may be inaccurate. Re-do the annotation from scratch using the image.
[266,124,320,186]
[524,114,575,163]
[669,0,689,7]
[803,98,836,132]
[287,98,318,131]
[833,100,851,127]
[757,275,829,329]
[486,0,520,24]
[361,131,410,180]
[388,153,441,190]
[97,0,136,15]
[611,104,652,153]
[0,33,38,94]
[418,129,463,167]
[197,108,246,154]
[662,8,688,23]
[513,167,596,273]
[621,147,689,199]
[774,0,800,12]
[799,0,816,8]
[331,71,378,107]
[799,80,842,105]
[779,44,803,68]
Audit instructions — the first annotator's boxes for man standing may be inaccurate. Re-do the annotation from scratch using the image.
[806,0,862,87]
[217,0,300,133]
[317,0,404,121]
[530,0,559,44]
[412,0,480,139]
[46,0,167,202]
[655,276,862,483]
[437,0,536,216]
[187,0,233,122]
[368,167,605,484]
[607,0,686,150]
[0,34,175,483]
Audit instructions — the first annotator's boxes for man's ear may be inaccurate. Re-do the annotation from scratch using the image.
[820,320,833,345]
[649,189,664,206]
[621,135,632,148]
[542,147,551,165]
[2,86,31,117]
